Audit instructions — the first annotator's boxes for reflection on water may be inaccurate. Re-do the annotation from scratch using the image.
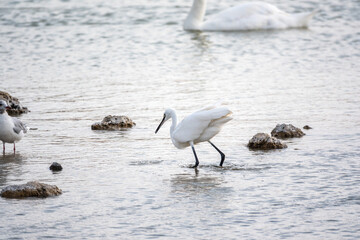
[0,154,25,186]
[190,32,211,53]
[170,170,223,194]
[1,0,360,239]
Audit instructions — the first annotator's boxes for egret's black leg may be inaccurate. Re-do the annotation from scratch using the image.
[2,142,5,155]
[208,141,225,166]
[190,142,199,168]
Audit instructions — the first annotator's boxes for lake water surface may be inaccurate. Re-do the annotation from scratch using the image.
[1,0,360,239]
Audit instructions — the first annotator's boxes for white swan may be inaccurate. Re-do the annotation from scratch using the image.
[183,0,317,31]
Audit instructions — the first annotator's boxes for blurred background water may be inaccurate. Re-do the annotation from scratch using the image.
[0,0,359,239]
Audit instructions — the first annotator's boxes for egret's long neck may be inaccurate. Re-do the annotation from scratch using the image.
[169,110,177,135]
[183,0,207,30]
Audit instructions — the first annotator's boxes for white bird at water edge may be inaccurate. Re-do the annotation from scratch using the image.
[183,0,318,31]
[155,105,232,168]
[0,100,28,154]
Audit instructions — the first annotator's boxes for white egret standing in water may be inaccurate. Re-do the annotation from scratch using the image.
[155,105,232,168]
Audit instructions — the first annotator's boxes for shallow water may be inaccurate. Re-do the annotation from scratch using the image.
[1,0,360,239]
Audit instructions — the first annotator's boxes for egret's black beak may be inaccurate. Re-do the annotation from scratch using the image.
[155,114,166,134]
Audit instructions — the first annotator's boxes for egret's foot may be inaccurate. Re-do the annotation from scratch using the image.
[209,141,226,167]
[190,143,199,169]
[219,153,225,166]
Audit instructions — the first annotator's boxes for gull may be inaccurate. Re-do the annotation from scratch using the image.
[155,105,232,168]
[0,100,27,154]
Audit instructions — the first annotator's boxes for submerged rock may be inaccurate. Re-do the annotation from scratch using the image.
[271,124,305,139]
[49,162,63,171]
[0,90,29,115]
[303,125,312,130]
[248,133,287,150]
[91,115,136,130]
[1,181,62,198]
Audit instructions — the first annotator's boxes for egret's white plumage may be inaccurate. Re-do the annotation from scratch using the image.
[183,0,317,31]
[155,105,232,167]
[0,100,27,154]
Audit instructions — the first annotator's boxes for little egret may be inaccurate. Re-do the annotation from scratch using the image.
[183,0,317,31]
[155,105,232,168]
[0,100,28,154]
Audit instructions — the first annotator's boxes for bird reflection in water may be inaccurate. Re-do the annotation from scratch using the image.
[0,153,25,186]
[170,169,223,195]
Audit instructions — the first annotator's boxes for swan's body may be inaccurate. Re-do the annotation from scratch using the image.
[0,100,27,154]
[183,0,317,31]
[155,105,232,167]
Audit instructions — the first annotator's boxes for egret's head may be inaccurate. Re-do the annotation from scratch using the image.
[164,109,173,121]
[0,100,10,114]
[155,108,173,134]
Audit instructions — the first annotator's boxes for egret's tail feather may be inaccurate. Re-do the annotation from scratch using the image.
[209,115,233,128]
[197,107,232,121]
[197,101,232,112]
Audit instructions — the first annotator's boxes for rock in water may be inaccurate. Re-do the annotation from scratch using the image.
[271,124,305,139]
[91,115,136,130]
[248,133,287,150]
[0,90,29,115]
[50,162,63,171]
[1,181,62,198]
[303,125,312,130]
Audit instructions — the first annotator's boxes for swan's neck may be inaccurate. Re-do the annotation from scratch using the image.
[169,110,178,136]
[184,0,207,30]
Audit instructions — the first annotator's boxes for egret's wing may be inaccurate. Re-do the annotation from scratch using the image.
[12,117,27,134]
[194,101,224,113]
[172,107,232,143]
[195,104,217,112]
[197,114,233,142]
